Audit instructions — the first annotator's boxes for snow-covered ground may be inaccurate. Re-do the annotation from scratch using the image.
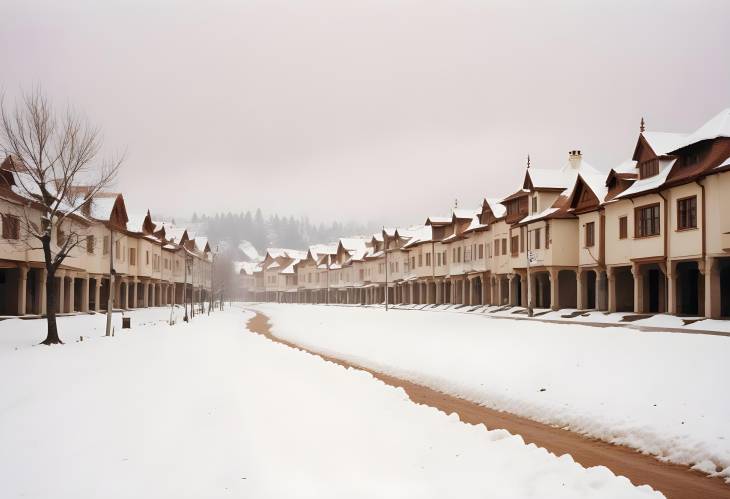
[0,307,661,498]
[252,303,730,482]
[387,302,730,333]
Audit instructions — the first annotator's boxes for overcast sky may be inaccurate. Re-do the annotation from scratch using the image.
[3,0,729,226]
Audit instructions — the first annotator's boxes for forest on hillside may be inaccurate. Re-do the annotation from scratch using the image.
[191,210,378,260]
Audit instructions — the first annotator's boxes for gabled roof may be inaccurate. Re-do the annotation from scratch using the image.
[482,198,506,219]
[615,159,677,199]
[90,193,129,229]
[338,238,369,253]
[669,108,730,152]
[424,215,451,226]
[634,132,687,159]
[452,208,479,220]
[402,225,433,248]
[566,172,608,212]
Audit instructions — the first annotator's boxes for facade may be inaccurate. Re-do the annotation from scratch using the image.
[248,109,730,319]
[0,157,213,317]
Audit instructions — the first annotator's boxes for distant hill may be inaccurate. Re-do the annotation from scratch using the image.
[182,210,378,258]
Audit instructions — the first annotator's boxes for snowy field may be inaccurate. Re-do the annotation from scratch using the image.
[252,303,730,482]
[0,307,660,498]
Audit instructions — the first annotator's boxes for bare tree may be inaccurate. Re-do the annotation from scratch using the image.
[0,89,122,345]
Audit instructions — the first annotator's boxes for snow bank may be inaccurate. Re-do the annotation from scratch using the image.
[0,307,660,498]
[253,303,730,482]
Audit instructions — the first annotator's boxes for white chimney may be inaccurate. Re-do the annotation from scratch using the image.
[568,149,582,170]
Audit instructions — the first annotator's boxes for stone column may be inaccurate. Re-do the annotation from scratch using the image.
[666,261,677,315]
[576,270,585,310]
[549,268,559,311]
[56,271,65,314]
[435,280,442,304]
[94,278,101,312]
[507,274,516,306]
[596,271,608,311]
[131,279,138,309]
[81,276,90,312]
[67,274,75,313]
[704,257,720,319]
[17,265,28,315]
[631,263,643,314]
[481,274,489,305]
[37,268,47,315]
[606,267,616,312]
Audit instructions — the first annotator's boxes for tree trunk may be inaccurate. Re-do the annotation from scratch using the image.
[41,268,63,345]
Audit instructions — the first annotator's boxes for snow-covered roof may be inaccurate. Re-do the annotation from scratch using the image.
[641,132,687,156]
[339,238,368,253]
[89,195,117,221]
[525,169,568,189]
[425,216,451,225]
[235,261,260,275]
[613,159,637,174]
[238,240,262,262]
[126,213,147,233]
[519,207,560,224]
[484,198,506,218]
[669,108,730,152]
[615,159,677,199]
[579,172,609,204]
[452,208,479,220]
[402,225,433,248]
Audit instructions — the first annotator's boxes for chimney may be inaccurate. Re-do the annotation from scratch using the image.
[568,149,582,170]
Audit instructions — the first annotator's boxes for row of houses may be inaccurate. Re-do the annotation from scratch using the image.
[242,108,730,319]
[0,156,213,317]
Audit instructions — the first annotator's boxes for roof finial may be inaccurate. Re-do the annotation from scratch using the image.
[640,117,645,133]
[527,154,531,169]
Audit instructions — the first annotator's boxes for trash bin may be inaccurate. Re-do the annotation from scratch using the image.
[122,317,131,329]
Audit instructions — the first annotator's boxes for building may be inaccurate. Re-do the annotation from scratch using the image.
[0,156,213,317]
[247,109,730,320]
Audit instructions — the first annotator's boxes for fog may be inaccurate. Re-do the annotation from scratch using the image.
[3,0,729,226]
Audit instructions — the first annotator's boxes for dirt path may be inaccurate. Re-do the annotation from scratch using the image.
[246,311,730,499]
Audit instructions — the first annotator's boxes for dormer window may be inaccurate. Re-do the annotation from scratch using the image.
[679,141,710,168]
[638,159,659,179]
[532,196,537,213]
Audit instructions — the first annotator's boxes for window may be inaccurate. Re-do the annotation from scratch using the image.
[1,214,20,240]
[57,227,66,247]
[619,216,628,239]
[585,222,595,247]
[411,256,415,269]
[146,250,150,264]
[103,235,109,254]
[418,254,422,267]
[545,224,550,249]
[510,235,519,256]
[442,251,446,264]
[115,240,121,260]
[437,253,441,266]
[457,247,461,262]
[534,228,541,249]
[520,227,525,252]
[677,196,697,230]
[425,252,431,266]
[86,235,95,254]
[639,159,659,179]
[478,244,484,259]
[635,203,661,237]
[532,197,537,213]
[129,248,136,266]
[501,238,507,255]
[494,240,500,256]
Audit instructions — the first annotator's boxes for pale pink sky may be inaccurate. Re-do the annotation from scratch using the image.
[3,0,729,225]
